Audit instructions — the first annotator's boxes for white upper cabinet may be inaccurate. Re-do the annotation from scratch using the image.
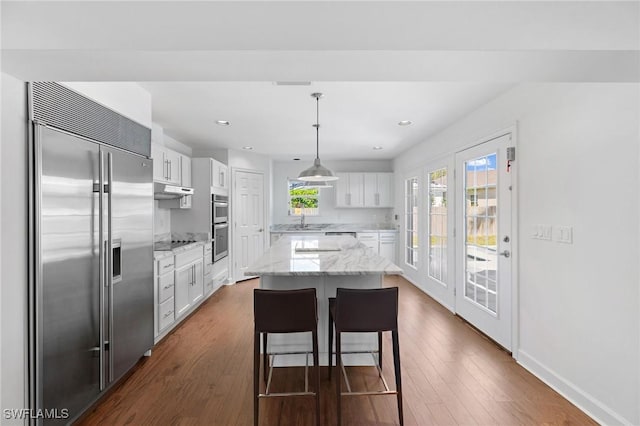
[180,154,192,187]
[335,172,364,208]
[335,172,393,208]
[152,144,182,185]
[210,158,228,194]
[335,172,350,207]
[364,173,393,207]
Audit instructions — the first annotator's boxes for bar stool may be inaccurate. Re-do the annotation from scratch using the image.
[328,287,403,426]
[253,288,320,426]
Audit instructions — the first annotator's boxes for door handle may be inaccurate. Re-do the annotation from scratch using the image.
[499,250,511,258]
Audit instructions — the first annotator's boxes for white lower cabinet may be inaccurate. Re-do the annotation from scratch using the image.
[357,232,379,252]
[189,259,204,305]
[158,297,175,332]
[155,243,220,343]
[175,258,204,318]
[357,231,397,263]
[155,256,176,337]
[175,263,192,318]
[379,232,397,263]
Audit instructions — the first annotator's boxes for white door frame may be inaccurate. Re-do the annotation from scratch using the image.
[230,167,268,283]
[453,126,519,356]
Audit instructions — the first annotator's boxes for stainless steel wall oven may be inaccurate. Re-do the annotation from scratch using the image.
[212,194,229,261]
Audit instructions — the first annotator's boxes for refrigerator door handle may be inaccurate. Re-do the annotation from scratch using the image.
[98,150,106,391]
[107,151,114,383]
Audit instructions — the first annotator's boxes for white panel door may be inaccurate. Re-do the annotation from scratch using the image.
[233,170,265,281]
[455,133,514,350]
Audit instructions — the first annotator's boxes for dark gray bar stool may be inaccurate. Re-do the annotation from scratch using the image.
[253,288,320,426]
[328,287,403,426]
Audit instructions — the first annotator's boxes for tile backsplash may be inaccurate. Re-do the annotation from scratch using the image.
[154,201,171,241]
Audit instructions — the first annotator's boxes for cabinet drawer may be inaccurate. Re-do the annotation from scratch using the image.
[357,232,378,240]
[379,232,396,241]
[158,297,175,332]
[204,261,213,277]
[175,247,202,268]
[158,272,175,303]
[157,256,175,275]
[204,272,213,293]
[212,257,229,277]
[213,270,228,288]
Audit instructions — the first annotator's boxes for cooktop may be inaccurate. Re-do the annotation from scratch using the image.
[154,240,197,251]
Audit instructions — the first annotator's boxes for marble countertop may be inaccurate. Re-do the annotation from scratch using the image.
[153,240,211,260]
[245,235,403,276]
[270,223,398,233]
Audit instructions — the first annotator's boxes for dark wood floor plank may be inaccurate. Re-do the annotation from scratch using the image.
[77,276,596,426]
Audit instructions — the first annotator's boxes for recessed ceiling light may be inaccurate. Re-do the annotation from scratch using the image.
[373,146,384,150]
[398,120,412,126]
[242,146,253,150]
[216,120,230,126]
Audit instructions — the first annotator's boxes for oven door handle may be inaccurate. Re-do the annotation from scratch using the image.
[214,223,229,229]
[214,202,228,207]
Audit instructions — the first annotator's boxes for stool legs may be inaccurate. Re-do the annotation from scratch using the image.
[392,329,403,426]
[378,331,383,370]
[313,329,321,426]
[262,333,268,384]
[328,308,334,380]
[253,330,260,426]
[335,332,342,426]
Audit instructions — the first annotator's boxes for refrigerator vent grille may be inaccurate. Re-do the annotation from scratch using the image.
[30,82,151,157]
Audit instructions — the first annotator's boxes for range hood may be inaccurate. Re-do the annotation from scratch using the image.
[154,182,194,199]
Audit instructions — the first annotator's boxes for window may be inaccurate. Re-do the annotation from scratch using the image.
[288,180,319,216]
[404,177,419,268]
[428,168,447,285]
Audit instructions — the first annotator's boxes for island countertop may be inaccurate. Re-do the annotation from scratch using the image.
[245,235,403,276]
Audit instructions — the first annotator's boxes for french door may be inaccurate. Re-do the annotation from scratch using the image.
[455,133,513,351]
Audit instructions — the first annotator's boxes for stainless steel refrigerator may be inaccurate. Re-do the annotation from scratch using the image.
[30,83,154,424]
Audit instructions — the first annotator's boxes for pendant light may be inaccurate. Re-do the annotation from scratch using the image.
[297,93,338,182]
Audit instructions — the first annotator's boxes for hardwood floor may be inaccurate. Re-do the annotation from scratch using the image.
[78,276,597,425]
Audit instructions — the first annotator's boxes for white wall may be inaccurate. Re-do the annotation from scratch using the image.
[393,83,639,425]
[1,72,28,425]
[272,160,395,225]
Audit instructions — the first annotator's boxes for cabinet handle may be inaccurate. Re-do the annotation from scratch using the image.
[375,193,380,205]
[163,284,173,290]
[163,310,173,318]
[169,160,172,180]
[163,263,173,270]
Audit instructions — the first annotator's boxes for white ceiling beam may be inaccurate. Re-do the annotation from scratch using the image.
[3,49,637,82]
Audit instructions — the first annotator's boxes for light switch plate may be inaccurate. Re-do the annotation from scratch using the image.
[555,226,573,244]
[531,224,552,240]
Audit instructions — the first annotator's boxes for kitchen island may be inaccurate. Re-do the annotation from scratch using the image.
[245,234,402,365]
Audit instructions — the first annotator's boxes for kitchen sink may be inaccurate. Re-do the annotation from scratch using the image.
[289,224,329,231]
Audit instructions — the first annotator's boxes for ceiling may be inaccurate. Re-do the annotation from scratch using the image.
[2,1,638,160]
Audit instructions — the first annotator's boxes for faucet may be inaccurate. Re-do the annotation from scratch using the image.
[300,213,305,228]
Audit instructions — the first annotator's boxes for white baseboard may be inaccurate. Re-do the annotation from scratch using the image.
[400,274,455,313]
[517,350,631,426]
